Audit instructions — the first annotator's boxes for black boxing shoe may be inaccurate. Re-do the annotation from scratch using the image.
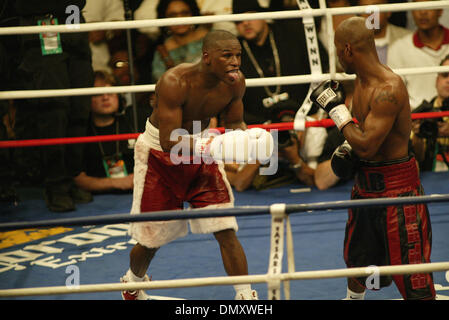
[44,187,75,213]
[70,185,93,204]
[0,185,19,207]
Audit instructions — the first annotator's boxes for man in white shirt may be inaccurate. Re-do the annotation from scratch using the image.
[358,0,411,65]
[388,0,449,109]
[83,0,125,72]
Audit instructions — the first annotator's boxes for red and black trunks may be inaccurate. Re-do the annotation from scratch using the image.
[343,156,435,300]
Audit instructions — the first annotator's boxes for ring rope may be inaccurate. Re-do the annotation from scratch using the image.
[2,111,449,149]
[2,65,449,100]
[1,262,448,298]
[0,2,448,36]
[1,194,448,232]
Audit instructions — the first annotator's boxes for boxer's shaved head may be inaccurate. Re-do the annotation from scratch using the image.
[334,17,378,74]
[202,30,239,52]
[335,16,376,53]
[201,29,242,84]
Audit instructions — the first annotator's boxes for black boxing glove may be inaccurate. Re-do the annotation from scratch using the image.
[310,80,353,130]
[331,140,358,179]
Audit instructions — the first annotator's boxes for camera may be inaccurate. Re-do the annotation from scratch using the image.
[412,98,448,139]
[269,100,298,148]
[417,120,438,139]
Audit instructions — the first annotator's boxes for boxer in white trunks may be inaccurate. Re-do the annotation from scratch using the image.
[120,30,274,300]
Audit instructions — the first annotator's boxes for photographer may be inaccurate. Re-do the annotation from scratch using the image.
[274,100,325,187]
[411,55,449,172]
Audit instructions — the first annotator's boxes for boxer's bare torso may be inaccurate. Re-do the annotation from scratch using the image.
[149,38,246,153]
[348,66,411,161]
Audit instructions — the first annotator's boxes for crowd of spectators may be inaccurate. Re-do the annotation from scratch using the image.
[1,0,448,211]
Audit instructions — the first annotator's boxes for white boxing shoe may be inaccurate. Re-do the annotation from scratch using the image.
[120,273,151,300]
[235,289,259,300]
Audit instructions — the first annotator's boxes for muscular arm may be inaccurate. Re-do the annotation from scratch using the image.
[155,73,194,153]
[342,85,402,160]
[74,172,134,192]
[314,160,340,190]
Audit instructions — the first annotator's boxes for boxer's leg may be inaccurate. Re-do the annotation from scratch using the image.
[213,228,248,277]
[188,162,257,299]
[123,138,185,300]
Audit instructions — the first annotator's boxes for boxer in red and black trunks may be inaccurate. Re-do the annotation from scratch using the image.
[345,157,434,299]
[311,17,435,300]
[120,30,273,300]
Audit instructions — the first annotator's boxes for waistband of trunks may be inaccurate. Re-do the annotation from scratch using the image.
[355,156,420,194]
[142,119,212,159]
[144,119,211,141]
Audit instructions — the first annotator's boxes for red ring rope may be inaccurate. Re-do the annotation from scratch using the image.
[1,111,448,148]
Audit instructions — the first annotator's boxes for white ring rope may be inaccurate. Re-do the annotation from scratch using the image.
[2,65,449,100]
[0,262,448,298]
[0,2,448,35]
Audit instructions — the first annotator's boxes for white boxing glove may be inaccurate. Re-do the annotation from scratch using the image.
[195,130,252,163]
[246,127,274,163]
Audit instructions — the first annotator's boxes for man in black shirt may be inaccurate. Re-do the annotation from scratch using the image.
[232,0,328,125]
[13,0,94,212]
[0,35,18,204]
[74,71,150,193]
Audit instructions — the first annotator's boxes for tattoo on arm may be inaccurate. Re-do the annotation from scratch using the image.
[374,90,398,105]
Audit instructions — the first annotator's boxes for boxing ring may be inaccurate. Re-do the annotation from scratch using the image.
[1,1,449,302]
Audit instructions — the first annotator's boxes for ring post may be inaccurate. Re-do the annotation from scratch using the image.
[284,215,296,300]
[268,203,287,299]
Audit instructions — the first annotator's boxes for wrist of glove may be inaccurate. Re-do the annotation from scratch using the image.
[328,105,353,131]
[330,140,358,179]
[310,80,353,130]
